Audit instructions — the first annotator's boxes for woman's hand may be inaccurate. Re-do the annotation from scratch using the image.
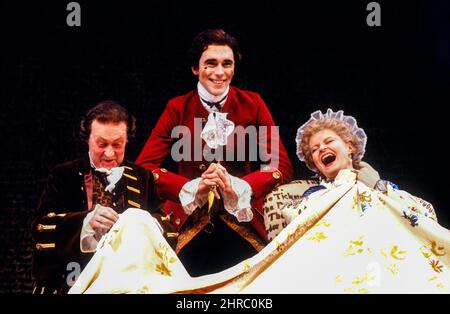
[355,161,381,188]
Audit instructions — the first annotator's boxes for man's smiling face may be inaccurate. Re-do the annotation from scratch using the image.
[192,44,235,96]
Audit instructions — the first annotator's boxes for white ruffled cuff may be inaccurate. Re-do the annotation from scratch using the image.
[179,178,207,215]
[224,175,254,222]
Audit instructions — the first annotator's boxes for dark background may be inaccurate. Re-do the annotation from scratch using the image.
[1,0,449,293]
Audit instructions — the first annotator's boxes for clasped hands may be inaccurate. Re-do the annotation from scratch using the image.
[196,162,238,206]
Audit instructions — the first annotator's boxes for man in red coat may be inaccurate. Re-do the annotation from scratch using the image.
[136,29,293,276]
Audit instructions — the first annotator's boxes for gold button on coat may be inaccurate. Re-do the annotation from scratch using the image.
[272,171,281,180]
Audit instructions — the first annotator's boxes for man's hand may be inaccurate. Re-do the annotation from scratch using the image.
[197,163,238,204]
[213,164,238,205]
[197,163,223,200]
[355,161,381,188]
[88,205,119,238]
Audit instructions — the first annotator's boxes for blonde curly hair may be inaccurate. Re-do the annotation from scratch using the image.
[299,118,365,173]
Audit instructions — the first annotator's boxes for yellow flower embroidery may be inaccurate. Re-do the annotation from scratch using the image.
[316,220,331,228]
[429,259,443,273]
[304,220,329,242]
[351,272,370,285]
[429,241,446,257]
[308,219,332,231]
[386,263,399,275]
[353,191,372,212]
[420,245,432,259]
[155,243,177,276]
[358,288,369,294]
[307,231,328,243]
[344,236,371,257]
[420,241,446,275]
[358,192,372,203]
[335,275,342,284]
[390,245,407,260]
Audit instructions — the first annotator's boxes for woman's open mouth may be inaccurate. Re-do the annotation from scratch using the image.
[321,153,336,167]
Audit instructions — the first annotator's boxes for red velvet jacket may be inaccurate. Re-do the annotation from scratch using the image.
[136,86,293,240]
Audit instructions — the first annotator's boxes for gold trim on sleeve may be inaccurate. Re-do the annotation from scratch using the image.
[124,173,138,181]
[127,200,141,208]
[126,186,141,194]
[47,212,66,218]
[37,224,56,232]
[36,243,56,251]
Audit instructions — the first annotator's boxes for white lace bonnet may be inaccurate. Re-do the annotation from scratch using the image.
[295,108,367,171]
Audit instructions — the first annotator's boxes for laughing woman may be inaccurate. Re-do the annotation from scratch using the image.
[278,109,437,226]
[256,109,449,293]
[69,109,450,294]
